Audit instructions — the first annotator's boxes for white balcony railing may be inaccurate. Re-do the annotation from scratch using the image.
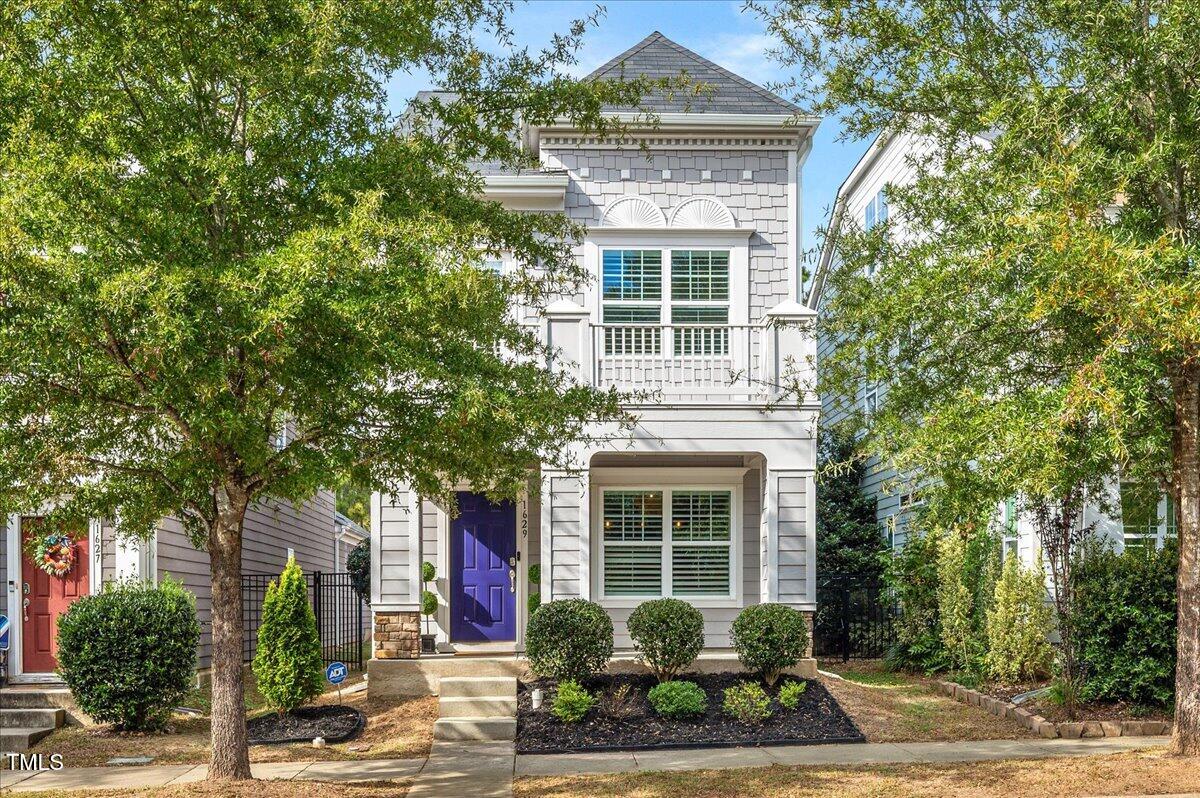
[590,324,765,400]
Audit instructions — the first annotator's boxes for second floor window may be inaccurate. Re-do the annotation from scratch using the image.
[601,248,731,356]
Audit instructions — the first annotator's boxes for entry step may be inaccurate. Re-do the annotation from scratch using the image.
[433,716,517,742]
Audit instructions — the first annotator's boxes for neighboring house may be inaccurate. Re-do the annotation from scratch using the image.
[810,131,1177,566]
[370,33,820,671]
[2,490,340,682]
[334,511,369,573]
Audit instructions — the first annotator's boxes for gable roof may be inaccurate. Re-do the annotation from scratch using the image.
[586,31,800,115]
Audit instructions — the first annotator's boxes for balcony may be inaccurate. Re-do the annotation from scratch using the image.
[590,323,766,402]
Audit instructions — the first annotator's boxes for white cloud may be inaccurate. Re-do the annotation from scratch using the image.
[703,32,785,86]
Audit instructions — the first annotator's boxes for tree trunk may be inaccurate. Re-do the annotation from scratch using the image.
[1171,359,1200,756]
[206,483,253,780]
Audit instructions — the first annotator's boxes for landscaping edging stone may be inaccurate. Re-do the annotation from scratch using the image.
[932,680,1172,740]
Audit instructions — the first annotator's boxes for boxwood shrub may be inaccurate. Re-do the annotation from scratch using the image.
[525,599,613,681]
[57,576,200,731]
[647,679,707,718]
[731,603,810,685]
[722,681,772,724]
[627,598,704,681]
[551,680,595,723]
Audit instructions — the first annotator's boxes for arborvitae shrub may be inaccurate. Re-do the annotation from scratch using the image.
[253,557,325,713]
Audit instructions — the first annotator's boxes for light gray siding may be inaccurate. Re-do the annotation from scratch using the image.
[776,473,810,604]
[548,475,583,601]
[375,487,416,608]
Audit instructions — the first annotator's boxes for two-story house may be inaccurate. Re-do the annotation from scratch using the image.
[810,131,1177,565]
[368,33,821,693]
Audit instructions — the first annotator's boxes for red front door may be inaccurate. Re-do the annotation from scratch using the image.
[20,518,90,674]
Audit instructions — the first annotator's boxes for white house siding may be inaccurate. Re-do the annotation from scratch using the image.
[546,473,585,601]
[543,146,794,321]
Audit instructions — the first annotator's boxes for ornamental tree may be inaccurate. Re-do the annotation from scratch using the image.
[0,1,657,779]
[759,0,1200,752]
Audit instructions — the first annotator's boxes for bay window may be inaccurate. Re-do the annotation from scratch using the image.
[599,486,737,601]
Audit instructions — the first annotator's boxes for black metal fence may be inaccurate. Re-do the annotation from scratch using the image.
[242,571,369,669]
[813,575,898,661]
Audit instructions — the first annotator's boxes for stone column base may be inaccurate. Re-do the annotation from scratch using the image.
[374,610,421,659]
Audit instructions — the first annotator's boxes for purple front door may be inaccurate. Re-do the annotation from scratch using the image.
[450,492,517,642]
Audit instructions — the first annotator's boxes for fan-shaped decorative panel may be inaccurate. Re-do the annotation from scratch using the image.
[669,197,737,229]
[601,196,667,228]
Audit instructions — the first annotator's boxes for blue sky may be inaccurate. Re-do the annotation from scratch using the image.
[384,0,870,256]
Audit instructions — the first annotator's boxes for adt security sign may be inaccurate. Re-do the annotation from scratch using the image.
[326,661,347,685]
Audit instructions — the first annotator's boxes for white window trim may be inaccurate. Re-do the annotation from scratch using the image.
[864,386,878,416]
[591,479,743,609]
[582,233,750,327]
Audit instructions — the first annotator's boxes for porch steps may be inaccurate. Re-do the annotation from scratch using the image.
[433,676,518,742]
[0,700,66,753]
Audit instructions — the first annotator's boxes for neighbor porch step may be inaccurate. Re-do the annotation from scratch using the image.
[0,726,57,753]
[433,716,517,742]
[0,708,65,730]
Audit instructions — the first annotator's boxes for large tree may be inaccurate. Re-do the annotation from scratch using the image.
[759,0,1200,751]
[0,1,659,779]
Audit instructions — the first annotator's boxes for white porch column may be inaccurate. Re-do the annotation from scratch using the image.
[543,299,593,384]
[764,468,817,611]
[765,300,817,399]
[540,469,590,601]
[371,484,422,659]
[114,528,156,583]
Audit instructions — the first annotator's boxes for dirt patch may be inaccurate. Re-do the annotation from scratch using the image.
[979,682,1173,725]
[514,748,1187,798]
[820,671,1034,742]
[247,705,364,744]
[28,692,437,767]
[517,673,863,754]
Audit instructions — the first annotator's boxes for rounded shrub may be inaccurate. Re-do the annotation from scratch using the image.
[551,680,595,723]
[525,599,613,681]
[778,680,808,710]
[627,598,704,682]
[253,557,325,713]
[57,576,200,731]
[722,681,772,724]
[731,603,810,686]
[647,679,707,718]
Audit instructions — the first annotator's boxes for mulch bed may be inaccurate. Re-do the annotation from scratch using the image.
[516,672,864,755]
[247,705,365,745]
[981,682,1172,724]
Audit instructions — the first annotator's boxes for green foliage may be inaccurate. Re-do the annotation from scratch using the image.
[253,558,324,714]
[777,680,808,710]
[527,564,541,585]
[730,604,810,686]
[420,589,438,618]
[57,577,199,731]
[346,540,370,605]
[528,591,541,616]
[1073,542,1177,707]
[626,598,705,682]
[722,681,772,724]
[817,424,887,582]
[336,480,372,530]
[647,680,707,718]
[550,680,595,724]
[421,561,436,584]
[986,554,1054,684]
[937,530,982,674]
[524,599,613,681]
[884,530,947,673]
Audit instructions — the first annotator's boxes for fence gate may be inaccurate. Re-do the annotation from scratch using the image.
[813,575,898,662]
[242,571,369,668]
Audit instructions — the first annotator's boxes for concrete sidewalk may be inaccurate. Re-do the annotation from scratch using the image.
[0,735,1169,794]
[515,735,1171,777]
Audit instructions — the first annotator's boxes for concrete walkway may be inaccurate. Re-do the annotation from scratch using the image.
[0,735,1169,794]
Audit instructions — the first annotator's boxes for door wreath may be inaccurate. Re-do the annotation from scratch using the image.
[33,533,76,577]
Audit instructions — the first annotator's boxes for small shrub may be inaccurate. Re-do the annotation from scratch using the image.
[420,589,438,617]
[551,680,595,723]
[885,530,948,673]
[627,598,704,682]
[346,540,370,604]
[253,557,325,713]
[57,576,200,731]
[600,683,638,720]
[937,530,980,674]
[528,591,541,616]
[647,680,707,718]
[421,560,436,584]
[1073,541,1177,706]
[722,681,772,724]
[730,604,810,685]
[778,680,807,709]
[985,553,1053,683]
[525,599,613,681]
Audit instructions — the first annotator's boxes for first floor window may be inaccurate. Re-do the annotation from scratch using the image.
[1120,481,1175,550]
[600,487,735,599]
[1002,497,1018,560]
